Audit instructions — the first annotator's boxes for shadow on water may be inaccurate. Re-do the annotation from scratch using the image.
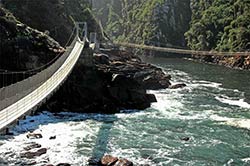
[89,114,117,161]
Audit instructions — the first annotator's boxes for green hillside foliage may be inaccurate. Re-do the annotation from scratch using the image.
[185,0,250,51]
[103,0,191,46]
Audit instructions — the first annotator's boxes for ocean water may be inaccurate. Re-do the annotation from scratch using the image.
[0,57,250,166]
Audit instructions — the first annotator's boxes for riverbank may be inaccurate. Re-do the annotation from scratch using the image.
[191,54,250,70]
[45,48,171,114]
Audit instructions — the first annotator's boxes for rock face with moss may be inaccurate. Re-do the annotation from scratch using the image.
[0,7,64,74]
[2,0,100,45]
[93,0,191,47]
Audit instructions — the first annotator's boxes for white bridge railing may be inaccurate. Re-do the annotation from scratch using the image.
[0,23,88,131]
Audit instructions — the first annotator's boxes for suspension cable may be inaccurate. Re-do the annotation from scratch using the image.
[0,26,77,75]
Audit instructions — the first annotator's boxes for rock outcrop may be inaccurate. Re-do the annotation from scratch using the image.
[0,7,64,87]
[192,54,250,70]
[2,0,101,45]
[89,155,133,166]
[46,48,170,114]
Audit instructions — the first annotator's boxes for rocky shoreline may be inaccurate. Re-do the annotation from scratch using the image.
[191,54,250,70]
[45,48,172,114]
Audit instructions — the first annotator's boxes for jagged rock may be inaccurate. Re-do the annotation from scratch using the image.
[169,83,187,89]
[114,159,133,166]
[20,148,47,159]
[101,155,118,166]
[181,137,190,141]
[27,133,43,139]
[94,53,110,65]
[49,136,56,140]
[56,163,71,166]
[88,158,100,165]
[26,160,37,165]
[23,142,42,151]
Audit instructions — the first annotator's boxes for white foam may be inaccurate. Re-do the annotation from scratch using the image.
[0,112,103,165]
[211,115,250,130]
[242,157,250,162]
[215,96,250,109]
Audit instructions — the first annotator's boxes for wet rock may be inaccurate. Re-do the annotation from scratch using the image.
[46,44,171,113]
[114,159,133,166]
[101,155,118,166]
[21,148,47,159]
[49,136,56,140]
[181,137,190,141]
[94,53,110,65]
[26,160,37,165]
[23,142,42,151]
[169,83,187,89]
[27,133,43,139]
[56,163,71,166]
[88,157,100,165]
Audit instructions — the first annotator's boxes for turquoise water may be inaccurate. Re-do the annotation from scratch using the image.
[0,57,250,166]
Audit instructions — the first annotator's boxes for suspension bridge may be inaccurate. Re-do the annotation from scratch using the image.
[114,42,250,57]
[0,22,98,133]
[1,21,249,134]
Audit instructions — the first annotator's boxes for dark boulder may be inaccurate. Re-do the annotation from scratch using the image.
[26,133,43,139]
[49,136,56,140]
[20,148,47,159]
[23,142,42,151]
[101,155,118,166]
[181,137,190,141]
[94,53,110,65]
[56,164,71,166]
[169,83,187,89]
[114,159,133,166]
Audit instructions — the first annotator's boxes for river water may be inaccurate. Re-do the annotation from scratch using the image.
[0,57,250,166]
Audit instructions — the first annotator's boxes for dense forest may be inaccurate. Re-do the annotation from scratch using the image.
[93,0,250,53]
[186,0,250,52]
[92,0,191,47]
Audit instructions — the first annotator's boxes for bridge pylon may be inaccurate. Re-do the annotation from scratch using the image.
[75,22,87,41]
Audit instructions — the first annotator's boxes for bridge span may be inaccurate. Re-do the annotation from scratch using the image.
[0,22,95,133]
[114,42,250,57]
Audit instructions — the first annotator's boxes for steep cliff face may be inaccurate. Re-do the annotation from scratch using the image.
[2,0,100,45]
[93,0,191,47]
[0,7,63,73]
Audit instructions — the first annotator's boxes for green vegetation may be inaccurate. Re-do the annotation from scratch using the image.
[105,0,160,44]
[97,0,191,47]
[185,0,250,51]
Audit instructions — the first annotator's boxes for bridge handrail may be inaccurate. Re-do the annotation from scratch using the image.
[115,42,250,57]
[0,36,78,111]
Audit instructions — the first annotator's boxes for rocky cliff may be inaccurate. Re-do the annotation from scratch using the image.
[0,7,64,86]
[2,0,100,45]
[93,0,191,47]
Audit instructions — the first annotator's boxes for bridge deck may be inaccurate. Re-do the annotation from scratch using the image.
[115,42,250,57]
[0,39,84,131]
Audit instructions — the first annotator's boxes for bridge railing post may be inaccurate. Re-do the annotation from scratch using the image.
[89,32,97,44]
[82,22,87,41]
